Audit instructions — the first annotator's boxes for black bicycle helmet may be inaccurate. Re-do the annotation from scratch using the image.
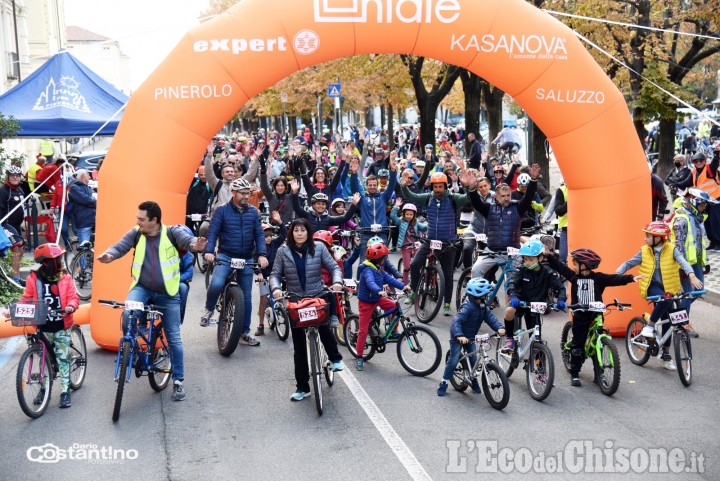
[570,248,601,270]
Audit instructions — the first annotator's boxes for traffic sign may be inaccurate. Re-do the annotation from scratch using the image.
[328,83,341,98]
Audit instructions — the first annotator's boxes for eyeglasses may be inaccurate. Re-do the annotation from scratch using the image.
[693,159,705,163]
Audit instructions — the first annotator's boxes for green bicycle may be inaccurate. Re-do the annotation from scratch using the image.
[560,299,631,396]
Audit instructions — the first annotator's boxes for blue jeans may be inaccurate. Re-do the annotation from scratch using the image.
[559,228,568,263]
[442,339,477,381]
[205,253,254,334]
[74,226,93,245]
[344,246,360,278]
[680,263,704,315]
[179,281,190,324]
[124,284,184,382]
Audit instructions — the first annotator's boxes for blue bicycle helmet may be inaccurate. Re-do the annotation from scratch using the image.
[366,236,385,246]
[466,278,494,298]
[519,239,544,257]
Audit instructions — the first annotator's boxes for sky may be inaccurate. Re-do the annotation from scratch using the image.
[64,0,211,90]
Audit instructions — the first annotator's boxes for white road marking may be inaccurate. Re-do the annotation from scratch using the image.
[339,369,433,481]
[0,336,24,371]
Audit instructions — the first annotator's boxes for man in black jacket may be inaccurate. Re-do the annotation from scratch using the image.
[186,166,211,230]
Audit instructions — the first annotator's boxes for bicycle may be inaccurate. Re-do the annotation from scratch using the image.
[560,299,631,396]
[414,237,463,323]
[210,258,260,356]
[262,281,290,342]
[332,278,358,347]
[625,290,705,387]
[69,240,93,301]
[447,333,510,410]
[495,301,556,402]
[99,299,173,423]
[344,291,442,376]
[186,214,209,273]
[7,300,87,419]
[285,291,336,416]
[455,247,520,312]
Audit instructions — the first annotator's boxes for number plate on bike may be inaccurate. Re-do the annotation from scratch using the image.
[298,307,319,322]
[231,258,246,269]
[588,302,606,312]
[430,240,443,250]
[475,333,490,344]
[530,302,547,314]
[507,247,520,256]
[125,301,144,311]
[13,304,36,318]
[343,278,357,288]
[475,233,487,242]
[371,223,382,233]
[191,214,202,222]
[669,309,689,325]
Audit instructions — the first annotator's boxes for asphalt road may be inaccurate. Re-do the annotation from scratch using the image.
[0,264,718,481]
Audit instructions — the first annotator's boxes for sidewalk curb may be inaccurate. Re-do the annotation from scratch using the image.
[702,289,720,307]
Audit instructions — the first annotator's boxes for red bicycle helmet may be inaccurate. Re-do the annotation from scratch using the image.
[642,221,670,239]
[366,243,389,260]
[429,172,448,185]
[313,230,334,247]
[34,243,66,263]
[570,248,601,270]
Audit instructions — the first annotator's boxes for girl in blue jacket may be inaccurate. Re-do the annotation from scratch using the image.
[437,278,505,396]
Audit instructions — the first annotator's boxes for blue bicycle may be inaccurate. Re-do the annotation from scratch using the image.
[455,247,519,311]
[99,300,172,423]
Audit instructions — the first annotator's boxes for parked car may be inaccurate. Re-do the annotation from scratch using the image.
[66,150,107,172]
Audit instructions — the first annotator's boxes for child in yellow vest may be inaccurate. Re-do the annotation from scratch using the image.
[615,222,702,370]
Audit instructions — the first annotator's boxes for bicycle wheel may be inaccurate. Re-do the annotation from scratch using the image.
[195,252,209,274]
[148,334,172,392]
[343,314,376,361]
[397,324,442,376]
[70,250,94,301]
[455,267,471,311]
[397,257,403,275]
[594,337,621,397]
[625,317,651,366]
[673,328,692,387]
[560,321,573,373]
[445,350,468,392]
[526,342,554,402]
[308,331,323,416]
[495,339,515,378]
[322,344,335,387]
[481,362,510,410]
[64,239,78,269]
[274,304,290,341]
[414,265,444,323]
[113,340,132,422]
[334,309,351,347]
[217,285,244,357]
[69,325,87,390]
[16,345,52,419]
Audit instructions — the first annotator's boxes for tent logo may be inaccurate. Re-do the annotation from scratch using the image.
[33,76,90,113]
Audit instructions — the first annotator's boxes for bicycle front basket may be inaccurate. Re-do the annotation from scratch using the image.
[286,297,328,328]
[8,300,48,327]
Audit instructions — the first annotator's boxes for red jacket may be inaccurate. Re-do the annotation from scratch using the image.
[22,271,79,330]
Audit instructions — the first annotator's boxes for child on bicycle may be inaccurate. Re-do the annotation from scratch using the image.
[313,230,343,327]
[356,242,410,371]
[255,211,287,336]
[502,239,566,353]
[437,278,505,396]
[546,248,636,387]
[389,201,427,283]
[615,222,702,370]
[21,243,79,408]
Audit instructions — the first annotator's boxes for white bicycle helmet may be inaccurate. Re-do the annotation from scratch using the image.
[517,173,531,187]
[230,178,251,191]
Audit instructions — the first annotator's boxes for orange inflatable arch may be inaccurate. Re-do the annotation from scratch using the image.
[81,0,648,348]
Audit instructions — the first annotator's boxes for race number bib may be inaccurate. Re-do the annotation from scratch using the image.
[530,302,547,314]
[125,301,145,311]
[669,309,689,325]
[371,224,382,233]
[231,258,246,269]
[343,279,357,288]
[475,333,490,344]
[588,302,606,312]
[507,247,520,256]
[430,240,443,250]
[475,233,487,243]
[190,214,202,222]
[13,304,36,319]
[298,307,319,322]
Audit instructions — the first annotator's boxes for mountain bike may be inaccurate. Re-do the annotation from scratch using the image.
[447,333,510,410]
[69,240,93,301]
[560,299,631,396]
[625,290,704,387]
[455,247,520,312]
[7,300,87,419]
[344,292,441,376]
[99,299,173,422]
[414,238,462,323]
[186,214,209,273]
[495,301,556,402]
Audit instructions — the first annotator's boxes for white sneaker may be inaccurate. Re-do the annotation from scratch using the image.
[664,359,677,371]
[200,308,213,327]
[640,324,655,338]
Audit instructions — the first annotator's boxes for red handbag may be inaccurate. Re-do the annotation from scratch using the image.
[286,297,328,328]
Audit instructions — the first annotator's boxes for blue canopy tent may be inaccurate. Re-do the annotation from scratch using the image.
[0,50,128,137]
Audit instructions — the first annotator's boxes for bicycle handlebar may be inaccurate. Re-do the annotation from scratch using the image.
[567,299,631,312]
[98,299,166,312]
[646,290,705,303]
